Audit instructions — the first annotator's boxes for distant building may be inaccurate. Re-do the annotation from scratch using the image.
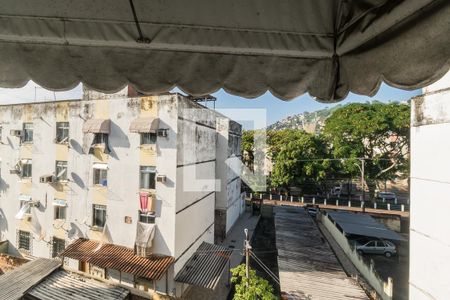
[409,71,450,299]
[0,87,243,297]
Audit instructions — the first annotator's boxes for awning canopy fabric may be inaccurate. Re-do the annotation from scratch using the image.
[327,211,406,241]
[175,242,232,289]
[92,163,108,170]
[0,0,449,101]
[82,119,110,134]
[130,117,159,133]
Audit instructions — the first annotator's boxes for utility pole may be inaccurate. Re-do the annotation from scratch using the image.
[244,228,251,288]
[360,158,365,212]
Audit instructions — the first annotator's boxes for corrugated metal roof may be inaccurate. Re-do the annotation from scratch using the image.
[274,206,368,300]
[27,270,130,300]
[327,211,406,241]
[60,238,174,280]
[0,258,61,300]
[175,242,232,289]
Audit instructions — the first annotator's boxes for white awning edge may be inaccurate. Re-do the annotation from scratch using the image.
[52,199,67,207]
[92,163,108,170]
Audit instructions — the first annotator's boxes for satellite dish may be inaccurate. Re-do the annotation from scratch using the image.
[15,203,30,220]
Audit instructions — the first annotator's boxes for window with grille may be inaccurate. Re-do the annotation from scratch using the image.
[52,237,65,257]
[18,230,31,251]
[22,123,33,143]
[139,212,155,224]
[93,204,106,228]
[56,122,69,143]
[140,132,157,145]
[93,169,107,186]
[55,161,68,181]
[54,206,66,220]
[93,133,108,144]
[140,166,156,189]
[21,162,32,178]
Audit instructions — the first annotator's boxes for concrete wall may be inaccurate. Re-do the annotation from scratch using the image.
[320,213,392,300]
[409,71,450,300]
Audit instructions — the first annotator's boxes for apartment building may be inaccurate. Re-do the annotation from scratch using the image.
[409,71,450,299]
[0,87,243,297]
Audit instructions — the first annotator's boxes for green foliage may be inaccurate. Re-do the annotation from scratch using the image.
[270,131,329,189]
[323,102,410,196]
[231,264,276,300]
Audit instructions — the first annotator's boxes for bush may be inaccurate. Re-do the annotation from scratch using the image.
[231,264,276,300]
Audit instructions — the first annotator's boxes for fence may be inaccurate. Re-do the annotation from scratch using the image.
[320,212,393,300]
[244,192,409,212]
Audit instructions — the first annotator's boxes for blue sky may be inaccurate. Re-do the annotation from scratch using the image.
[0,81,420,128]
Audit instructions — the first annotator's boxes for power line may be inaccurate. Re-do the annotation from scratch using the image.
[250,250,280,285]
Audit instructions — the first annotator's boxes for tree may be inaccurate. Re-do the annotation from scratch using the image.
[231,264,276,300]
[323,102,410,198]
[270,131,330,192]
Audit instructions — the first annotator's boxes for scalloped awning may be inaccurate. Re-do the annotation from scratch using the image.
[0,0,449,102]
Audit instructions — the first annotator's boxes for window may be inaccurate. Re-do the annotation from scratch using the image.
[140,166,156,189]
[22,123,33,143]
[20,200,31,214]
[93,204,106,228]
[55,161,68,181]
[18,230,31,251]
[93,168,107,186]
[21,162,32,178]
[93,133,108,145]
[140,132,157,145]
[54,206,66,220]
[56,122,69,143]
[52,237,65,257]
[139,212,155,224]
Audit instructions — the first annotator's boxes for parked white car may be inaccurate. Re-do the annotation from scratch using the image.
[356,240,397,257]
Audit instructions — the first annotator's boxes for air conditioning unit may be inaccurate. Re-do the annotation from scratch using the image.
[39,175,55,183]
[10,130,22,137]
[156,175,166,183]
[157,129,168,137]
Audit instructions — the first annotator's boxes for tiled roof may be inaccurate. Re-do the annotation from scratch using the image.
[60,238,174,280]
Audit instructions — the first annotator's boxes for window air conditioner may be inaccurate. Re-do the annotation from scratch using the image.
[156,175,166,183]
[157,129,168,137]
[39,175,55,183]
[10,130,22,137]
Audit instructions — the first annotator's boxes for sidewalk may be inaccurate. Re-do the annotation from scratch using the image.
[183,212,260,300]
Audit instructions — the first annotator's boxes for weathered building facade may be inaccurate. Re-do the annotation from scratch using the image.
[410,71,450,299]
[0,88,243,297]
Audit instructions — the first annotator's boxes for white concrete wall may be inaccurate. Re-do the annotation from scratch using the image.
[410,72,450,300]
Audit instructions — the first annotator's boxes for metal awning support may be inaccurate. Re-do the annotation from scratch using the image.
[175,242,232,290]
[129,117,159,133]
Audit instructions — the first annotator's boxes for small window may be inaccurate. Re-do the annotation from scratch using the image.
[55,161,68,181]
[93,168,108,186]
[140,133,157,145]
[56,122,69,143]
[140,166,156,189]
[93,204,107,228]
[54,206,66,220]
[21,162,32,178]
[22,123,33,143]
[366,241,376,247]
[19,200,31,214]
[139,212,155,224]
[18,230,31,251]
[93,133,108,145]
[52,237,65,258]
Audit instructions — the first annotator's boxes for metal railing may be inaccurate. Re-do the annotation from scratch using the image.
[245,192,409,212]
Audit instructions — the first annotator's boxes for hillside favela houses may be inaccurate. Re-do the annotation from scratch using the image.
[0,87,243,297]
